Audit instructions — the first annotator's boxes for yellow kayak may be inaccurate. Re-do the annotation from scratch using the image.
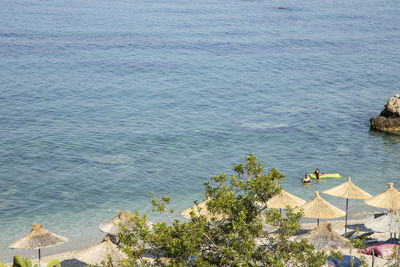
[309,173,342,179]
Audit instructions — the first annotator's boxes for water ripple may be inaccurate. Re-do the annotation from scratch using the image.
[0,0,400,259]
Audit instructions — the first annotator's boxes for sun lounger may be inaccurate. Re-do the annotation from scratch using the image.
[374,213,385,218]
[341,230,356,239]
[342,231,378,246]
[343,231,374,240]
[60,259,88,267]
[356,231,374,239]
[384,237,399,244]
[363,238,380,246]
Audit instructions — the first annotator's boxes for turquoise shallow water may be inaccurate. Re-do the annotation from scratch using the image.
[1,0,400,259]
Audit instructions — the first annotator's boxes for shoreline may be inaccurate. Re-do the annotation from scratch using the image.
[0,235,103,265]
[1,212,393,266]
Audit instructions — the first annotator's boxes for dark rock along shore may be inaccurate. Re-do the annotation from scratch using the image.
[370,94,400,133]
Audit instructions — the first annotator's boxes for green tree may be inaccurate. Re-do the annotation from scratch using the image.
[117,154,333,266]
[0,256,61,267]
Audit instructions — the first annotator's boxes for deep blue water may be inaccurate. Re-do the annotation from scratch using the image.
[1,0,400,259]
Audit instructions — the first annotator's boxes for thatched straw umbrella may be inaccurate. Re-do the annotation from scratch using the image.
[181,198,226,221]
[75,236,126,266]
[9,223,68,267]
[99,211,136,235]
[294,191,346,226]
[364,183,400,238]
[323,177,372,233]
[364,182,400,211]
[266,189,306,212]
[295,221,350,250]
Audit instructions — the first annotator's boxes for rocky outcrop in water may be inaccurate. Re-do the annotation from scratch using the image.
[370,94,400,133]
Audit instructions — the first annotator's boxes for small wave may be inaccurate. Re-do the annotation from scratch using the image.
[85,154,135,165]
[241,122,289,129]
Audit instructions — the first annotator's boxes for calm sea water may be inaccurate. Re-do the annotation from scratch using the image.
[1,0,400,259]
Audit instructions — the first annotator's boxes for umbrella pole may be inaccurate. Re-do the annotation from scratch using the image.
[38,248,41,267]
[372,248,375,267]
[345,198,349,233]
[317,218,319,226]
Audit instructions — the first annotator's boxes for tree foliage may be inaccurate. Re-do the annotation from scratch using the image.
[117,154,332,266]
[0,256,61,267]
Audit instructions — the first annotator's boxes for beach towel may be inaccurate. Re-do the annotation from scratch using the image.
[360,243,395,257]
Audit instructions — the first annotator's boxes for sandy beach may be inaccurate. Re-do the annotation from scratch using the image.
[2,213,396,266]
[297,219,391,267]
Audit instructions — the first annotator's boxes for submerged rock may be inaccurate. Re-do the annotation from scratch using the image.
[370,94,400,133]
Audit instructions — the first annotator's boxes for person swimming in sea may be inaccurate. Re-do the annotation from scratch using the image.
[302,173,311,183]
[314,168,320,181]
